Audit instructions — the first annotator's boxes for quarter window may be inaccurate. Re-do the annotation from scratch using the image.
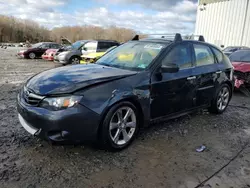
[162,43,192,69]
[212,47,223,63]
[194,44,215,66]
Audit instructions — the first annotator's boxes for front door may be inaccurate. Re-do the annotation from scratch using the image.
[150,42,197,119]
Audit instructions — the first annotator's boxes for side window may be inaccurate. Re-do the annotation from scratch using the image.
[51,44,60,49]
[163,43,192,69]
[98,42,110,50]
[212,47,223,63]
[83,42,97,52]
[194,44,215,66]
[40,44,50,49]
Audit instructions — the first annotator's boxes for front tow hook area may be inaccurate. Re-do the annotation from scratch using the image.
[47,131,70,142]
[34,129,42,136]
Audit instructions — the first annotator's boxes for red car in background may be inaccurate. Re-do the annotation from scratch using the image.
[17,42,62,59]
[42,49,58,61]
[229,50,250,95]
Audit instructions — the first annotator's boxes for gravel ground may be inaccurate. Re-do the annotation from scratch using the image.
[1,47,250,188]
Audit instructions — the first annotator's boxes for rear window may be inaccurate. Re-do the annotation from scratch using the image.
[229,51,250,62]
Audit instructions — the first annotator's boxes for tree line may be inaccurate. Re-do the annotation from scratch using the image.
[0,15,137,44]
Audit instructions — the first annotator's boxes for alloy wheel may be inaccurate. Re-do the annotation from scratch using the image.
[109,107,137,145]
[71,57,80,64]
[217,87,230,111]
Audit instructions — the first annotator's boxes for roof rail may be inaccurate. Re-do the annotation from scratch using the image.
[187,35,205,42]
[131,33,183,42]
[131,35,139,41]
[131,33,206,42]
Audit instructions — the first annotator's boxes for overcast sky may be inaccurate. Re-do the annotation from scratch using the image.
[0,0,198,34]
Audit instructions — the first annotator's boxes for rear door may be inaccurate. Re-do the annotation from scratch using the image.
[192,43,218,107]
[150,42,197,119]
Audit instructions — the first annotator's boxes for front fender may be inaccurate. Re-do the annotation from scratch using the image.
[77,75,151,125]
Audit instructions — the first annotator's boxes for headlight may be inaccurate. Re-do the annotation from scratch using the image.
[49,52,54,56]
[58,51,69,56]
[40,96,82,111]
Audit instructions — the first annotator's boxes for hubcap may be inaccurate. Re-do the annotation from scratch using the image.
[72,58,80,64]
[217,87,230,111]
[109,107,136,145]
[29,53,35,59]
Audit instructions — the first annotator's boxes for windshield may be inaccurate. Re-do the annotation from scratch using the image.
[32,43,42,48]
[96,42,165,71]
[71,41,86,49]
[229,50,250,62]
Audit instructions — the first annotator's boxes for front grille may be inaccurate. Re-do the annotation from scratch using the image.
[23,87,44,106]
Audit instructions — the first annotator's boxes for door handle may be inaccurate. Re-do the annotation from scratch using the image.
[187,76,196,80]
[216,71,222,74]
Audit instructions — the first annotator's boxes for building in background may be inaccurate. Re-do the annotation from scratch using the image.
[195,0,250,48]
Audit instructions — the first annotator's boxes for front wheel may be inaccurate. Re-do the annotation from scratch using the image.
[70,56,81,64]
[100,101,139,151]
[209,84,231,114]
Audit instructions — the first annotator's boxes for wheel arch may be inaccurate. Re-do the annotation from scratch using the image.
[97,97,144,139]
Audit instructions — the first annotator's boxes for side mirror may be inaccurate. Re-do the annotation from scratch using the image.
[82,47,87,51]
[221,45,225,48]
[161,63,179,73]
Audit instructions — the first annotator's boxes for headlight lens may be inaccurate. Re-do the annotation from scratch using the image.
[58,51,69,56]
[40,96,82,111]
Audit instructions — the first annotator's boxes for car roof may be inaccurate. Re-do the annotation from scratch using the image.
[231,49,250,53]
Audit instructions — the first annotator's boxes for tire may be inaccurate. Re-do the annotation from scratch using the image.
[209,84,231,114]
[100,101,140,151]
[69,56,81,64]
[29,52,36,59]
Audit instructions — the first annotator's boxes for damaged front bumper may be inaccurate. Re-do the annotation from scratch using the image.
[234,71,250,89]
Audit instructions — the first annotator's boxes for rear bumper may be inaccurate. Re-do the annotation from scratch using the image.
[17,94,101,143]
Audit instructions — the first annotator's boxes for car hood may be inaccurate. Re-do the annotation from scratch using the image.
[26,64,137,95]
[232,62,250,73]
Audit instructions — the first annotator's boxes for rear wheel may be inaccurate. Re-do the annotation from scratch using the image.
[100,101,139,151]
[209,84,231,114]
[29,52,36,59]
[70,56,81,64]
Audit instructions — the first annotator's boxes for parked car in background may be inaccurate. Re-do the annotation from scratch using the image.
[54,40,119,65]
[223,46,249,56]
[42,49,58,61]
[229,50,250,92]
[17,34,234,151]
[17,42,62,59]
[80,46,117,64]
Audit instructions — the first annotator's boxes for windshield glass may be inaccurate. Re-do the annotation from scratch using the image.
[229,50,250,62]
[96,42,165,70]
[32,43,42,48]
[71,41,86,49]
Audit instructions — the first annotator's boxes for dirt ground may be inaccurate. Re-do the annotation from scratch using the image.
[0,47,250,188]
